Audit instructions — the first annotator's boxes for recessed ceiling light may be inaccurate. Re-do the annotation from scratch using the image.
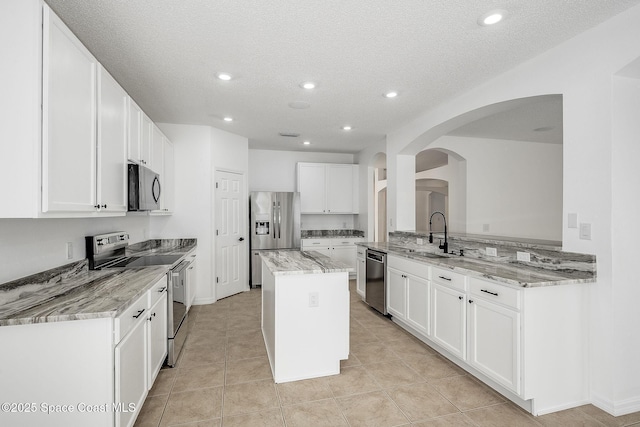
[223,116,233,122]
[384,91,398,98]
[300,82,316,89]
[217,73,232,81]
[303,141,311,145]
[342,125,352,131]
[478,10,507,26]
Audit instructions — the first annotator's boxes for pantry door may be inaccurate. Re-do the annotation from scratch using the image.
[215,170,248,299]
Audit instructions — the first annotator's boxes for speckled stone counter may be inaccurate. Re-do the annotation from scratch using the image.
[260,250,354,276]
[357,241,596,288]
[301,229,365,239]
[0,238,197,326]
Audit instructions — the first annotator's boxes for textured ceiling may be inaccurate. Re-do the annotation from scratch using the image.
[45,0,640,153]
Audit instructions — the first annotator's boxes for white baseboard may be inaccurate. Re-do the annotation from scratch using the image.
[591,392,640,416]
[192,296,217,305]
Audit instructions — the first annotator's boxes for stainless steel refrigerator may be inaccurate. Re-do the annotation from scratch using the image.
[250,192,301,287]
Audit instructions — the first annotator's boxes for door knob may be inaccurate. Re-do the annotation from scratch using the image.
[239,237,245,241]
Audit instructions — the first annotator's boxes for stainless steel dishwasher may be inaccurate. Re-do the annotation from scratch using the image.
[365,249,387,314]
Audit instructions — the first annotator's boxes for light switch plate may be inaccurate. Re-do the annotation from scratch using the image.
[579,223,592,240]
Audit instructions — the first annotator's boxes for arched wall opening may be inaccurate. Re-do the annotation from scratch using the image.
[405,95,563,241]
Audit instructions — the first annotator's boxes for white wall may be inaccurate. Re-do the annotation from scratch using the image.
[155,123,249,304]
[353,140,387,238]
[0,216,151,284]
[248,149,356,231]
[430,136,563,241]
[153,124,214,303]
[248,149,353,192]
[382,3,640,415]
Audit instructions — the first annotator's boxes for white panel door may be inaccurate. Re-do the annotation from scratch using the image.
[42,7,97,212]
[147,292,167,389]
[96,66,127,213]
[114,316,147,427]
[215,170,248,299]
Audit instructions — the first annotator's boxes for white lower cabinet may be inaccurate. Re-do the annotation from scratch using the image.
[386,267,407,319]
[405,274,430,336]
[381,253,585,415]
[147,292,168,389]
[0,275,168,427]
[115,313,147,427]
[468,294,521,394]
[387,255,430,335]
[431,281,466,359]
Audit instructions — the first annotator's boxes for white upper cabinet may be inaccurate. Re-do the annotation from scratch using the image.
[298,163,326,213]
[140,113,153,167]
[161,138,175,213]
[326,164,354,213]
[127,98,142,163]
[297,163,359,214]
[97,66,128,213]
[151,125,164,175]
[0,1,174,218]
[42,6,98,213]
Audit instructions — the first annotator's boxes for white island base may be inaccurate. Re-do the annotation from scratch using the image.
[261,263,349,383]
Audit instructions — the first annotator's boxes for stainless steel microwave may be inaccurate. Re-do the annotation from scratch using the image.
[128,164,161,211]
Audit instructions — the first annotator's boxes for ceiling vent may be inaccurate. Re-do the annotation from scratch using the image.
[278,132,300,138]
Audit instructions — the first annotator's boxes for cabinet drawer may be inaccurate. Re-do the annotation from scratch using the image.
[469,277,521,310]
[301,238,330,249]
[388,255,430,281]
[114,292,148,343]
[148,275,168,307]
[431,266,466,291]
[332,239,356,246]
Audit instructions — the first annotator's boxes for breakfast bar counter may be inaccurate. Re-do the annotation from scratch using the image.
[260,250,352,383]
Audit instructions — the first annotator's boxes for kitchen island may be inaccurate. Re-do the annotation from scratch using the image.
[260,250,352,383]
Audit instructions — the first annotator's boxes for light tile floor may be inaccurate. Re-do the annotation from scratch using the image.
[134,280,640,427]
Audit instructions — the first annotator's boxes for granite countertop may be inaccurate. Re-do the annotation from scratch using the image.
[301,229,365,239]
[0,239,197,326]
[357,242,596,288]
[260,250,354,276]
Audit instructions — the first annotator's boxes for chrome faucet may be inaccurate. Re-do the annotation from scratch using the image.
[428,211,448,254]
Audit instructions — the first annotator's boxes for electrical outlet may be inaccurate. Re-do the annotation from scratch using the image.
[486,247,497,256]
[342,222,347,228]
[417,238,424,245]
[483,224,490,232]
[517,251,531,262]
[66,242,73,260]
[308,292,319,307]
[568,213,578,229]
[579,223,592,240]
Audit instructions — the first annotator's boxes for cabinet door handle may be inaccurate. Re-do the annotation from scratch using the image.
[458,296,463,300]
[468,300,473,304]
[133,309,145,319]
[480,289,499,296]
[438,276,452,281]
[158,287,166,293]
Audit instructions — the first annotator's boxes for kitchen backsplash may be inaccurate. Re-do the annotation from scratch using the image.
[301,229,365,238]
[389,231,596,275]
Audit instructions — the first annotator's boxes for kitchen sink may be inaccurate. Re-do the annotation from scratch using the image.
[404,249,446,259]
